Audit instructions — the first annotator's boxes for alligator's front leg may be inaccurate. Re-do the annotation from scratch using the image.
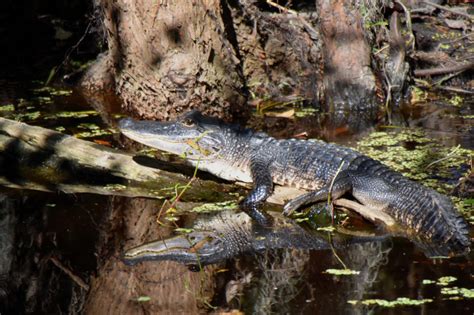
[283,170,353,216]
[241,156,274,226]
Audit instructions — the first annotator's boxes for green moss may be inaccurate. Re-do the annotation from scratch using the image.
[77,123,100,130]
[441,287,474,299]
[352,297,433,307]
[448,95,463,107]
[317,226,336,232]
[44,110,98,119]
[16,111,41,121]
[136,296,151,302]
[437,276,457,286]
[357,129,472,193]
[33,86,73,96]
[174,228,194,234]
[0,104,14,111]
[294,107,318,118]
[74,129,112,139]
[191,201,238,213]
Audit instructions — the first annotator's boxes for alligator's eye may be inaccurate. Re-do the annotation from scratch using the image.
[182,118,195,127]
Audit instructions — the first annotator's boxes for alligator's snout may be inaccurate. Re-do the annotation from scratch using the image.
[118,118,136,130]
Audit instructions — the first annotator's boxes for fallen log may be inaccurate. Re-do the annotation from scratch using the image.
[0,117,239,202]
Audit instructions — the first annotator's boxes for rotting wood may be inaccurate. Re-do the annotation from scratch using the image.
[0,117,239,202]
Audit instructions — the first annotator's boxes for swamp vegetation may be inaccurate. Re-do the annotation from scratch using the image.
[0,0,473,314]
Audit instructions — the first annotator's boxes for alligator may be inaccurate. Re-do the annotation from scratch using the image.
[119,110,471,256]
[123,209,388,266]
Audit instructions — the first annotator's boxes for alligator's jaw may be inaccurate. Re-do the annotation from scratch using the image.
[123,231,224,266]
[119,118,197,157]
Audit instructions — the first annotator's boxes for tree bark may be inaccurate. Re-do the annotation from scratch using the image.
[318,0,380,126]
[82,0,383,126]
[83,0,248,121]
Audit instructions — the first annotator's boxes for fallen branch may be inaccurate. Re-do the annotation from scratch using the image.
[413,62,474,77]
[0,118,238,201]
[50,257,90,291]
[422,1,473,20]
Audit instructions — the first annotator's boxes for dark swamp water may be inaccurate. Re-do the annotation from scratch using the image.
[0,3,473,315]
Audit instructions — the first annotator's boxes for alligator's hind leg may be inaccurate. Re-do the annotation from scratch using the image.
[283,171,352,216]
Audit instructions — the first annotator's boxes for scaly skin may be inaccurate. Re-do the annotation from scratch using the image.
[123,210,388,266]
[119,111,471,256]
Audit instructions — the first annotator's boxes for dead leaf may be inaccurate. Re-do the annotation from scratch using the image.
[264,109,295,118]
[444,19,467,30]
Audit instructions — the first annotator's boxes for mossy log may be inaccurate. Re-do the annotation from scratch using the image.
[0,117,239,202]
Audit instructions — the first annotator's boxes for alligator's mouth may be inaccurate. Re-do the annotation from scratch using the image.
[122,231,225,266]
[119,118,216,160]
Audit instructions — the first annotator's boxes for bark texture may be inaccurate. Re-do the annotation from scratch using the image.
[85,0,248,120]
[318,0,380,126]
[82,0,382,125]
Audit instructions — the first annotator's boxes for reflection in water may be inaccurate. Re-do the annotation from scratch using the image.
[0,195,15,302]
[123,207,474,314]
[123,209,395,314]
[0,190,106,314]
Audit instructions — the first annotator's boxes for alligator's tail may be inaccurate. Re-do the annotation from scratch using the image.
[389,182,470,257]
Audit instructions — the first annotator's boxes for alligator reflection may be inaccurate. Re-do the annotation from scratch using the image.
[124,209,394,313]
[123,209,466,268]
[123,210,390,267]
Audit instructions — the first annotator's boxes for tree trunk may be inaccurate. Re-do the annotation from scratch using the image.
[82,0,384,126]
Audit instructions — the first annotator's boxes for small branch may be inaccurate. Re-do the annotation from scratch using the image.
[50,257,90,290]
[425,145,461,170]
[413,62,474,77]
[434,86,474,94]
[422,1,473,20]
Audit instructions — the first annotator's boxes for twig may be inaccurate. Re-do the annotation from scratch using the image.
[425,145,461,169]
[328,234,348,269]
[433,70,464,86]
[422,1,473,20]
[327,161,345,224]
[414,62,474,77]
[434,86,474,94]
[50,257,90,290]
[156,160,200,225]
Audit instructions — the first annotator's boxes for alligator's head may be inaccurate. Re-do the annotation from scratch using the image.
[123,230,232,267]
[123,211,263,268]
[119,110,245,161]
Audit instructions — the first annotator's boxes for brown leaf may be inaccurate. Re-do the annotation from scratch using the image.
[444,18,467,30]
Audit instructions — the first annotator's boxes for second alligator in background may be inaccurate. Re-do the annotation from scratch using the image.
[119,110,470,256]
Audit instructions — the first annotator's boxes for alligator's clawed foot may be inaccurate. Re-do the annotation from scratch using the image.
[283,192,317,216]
